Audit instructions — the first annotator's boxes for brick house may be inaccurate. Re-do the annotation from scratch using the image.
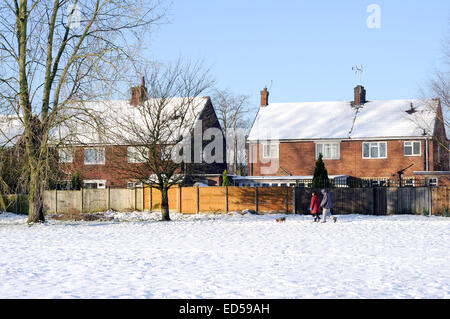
[245,86,449,186]
[56,81,226,189]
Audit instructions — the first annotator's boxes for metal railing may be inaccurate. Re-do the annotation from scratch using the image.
[242,177,433,189]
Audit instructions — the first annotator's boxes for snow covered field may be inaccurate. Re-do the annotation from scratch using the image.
[0,211,449,299]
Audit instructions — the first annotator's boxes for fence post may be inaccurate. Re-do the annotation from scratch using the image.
[285,186,289,213]
[428,187,432,217]
[195,186,199,214]
[80,188,84,214]
[142,186,145,212]
[149,187,152,213]
[134,187,137,212]
[55,189,58,215]
[255,187,259,213]
[372,188,376,215]
[225,186,228,213]
[293,187,297,214]
[107,187,111,211]
[177,185,181,213]
[429,188,433,216]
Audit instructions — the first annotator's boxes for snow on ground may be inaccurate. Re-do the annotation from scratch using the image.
[0,211,449,299]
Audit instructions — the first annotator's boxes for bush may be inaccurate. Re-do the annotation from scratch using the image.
[71,172,83,190]
[222,170,229,187]
[443,207,449,218]
[1,195,28,215]
[312,154,330,189]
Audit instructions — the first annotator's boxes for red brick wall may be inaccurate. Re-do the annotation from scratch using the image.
[60,144,224,188]
[59,145,147,187]
[439,176,450,186]
[250,139,437,178]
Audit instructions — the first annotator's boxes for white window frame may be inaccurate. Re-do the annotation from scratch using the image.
[83,180,106,189]
[261,143,279,159]
[58,148,73,163]
[427,178,438,187]
[127,146,147,164]
[84,147,105,165]
[127,181,144,189]
[404,141,421,157]
[315,142,340,160]
[362,142,387,159]
[404,179,414,187]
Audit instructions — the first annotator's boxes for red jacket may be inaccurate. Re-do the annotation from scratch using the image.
[310,195,320,214]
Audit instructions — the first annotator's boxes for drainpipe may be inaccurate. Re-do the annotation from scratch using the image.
[425,138,429,171]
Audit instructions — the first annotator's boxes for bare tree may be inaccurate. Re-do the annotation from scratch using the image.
[428,42,450,147]
[212,88,251,175]
[418,21,450,170]
[109,61,215,221]
[0,0,166,223]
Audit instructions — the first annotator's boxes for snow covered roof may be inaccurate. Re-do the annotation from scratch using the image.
[248,99,441,141]
[58,97,210,145]
[0,97,210,147]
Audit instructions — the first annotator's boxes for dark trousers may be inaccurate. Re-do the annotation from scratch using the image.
[312,213,321,221]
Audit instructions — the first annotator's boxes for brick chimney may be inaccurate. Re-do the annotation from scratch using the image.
[352,85,366,106]
[130,76,148,106]
[260,87,269,107]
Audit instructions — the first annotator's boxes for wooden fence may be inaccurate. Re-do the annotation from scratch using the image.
[43,188,147,214]
[147,187,292,214]
[431,187,450,215]
[38,186,450,216]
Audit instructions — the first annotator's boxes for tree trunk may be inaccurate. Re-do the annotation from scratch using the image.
[27,165,45,224]
[233,135,237,175]
[17,0,44,224]
[160,187,171,221]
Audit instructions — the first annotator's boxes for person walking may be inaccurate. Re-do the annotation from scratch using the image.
[309,191,321,222]
[320,189,337,223]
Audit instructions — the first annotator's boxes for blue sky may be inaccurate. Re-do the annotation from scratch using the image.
[145,0,450,113]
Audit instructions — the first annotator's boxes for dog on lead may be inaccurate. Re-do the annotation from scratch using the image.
[276,217,286,223]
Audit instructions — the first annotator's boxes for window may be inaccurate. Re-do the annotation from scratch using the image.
[127,146,147,163]
[427,178,438,187]
[262,143,279,159]
[84,148,105,165]
[362,142,387,159]
[83,180,106,189]
[316,142,340,160]
[404,141,421,156]
[58,148,73,163]
[127,181,143,189]
[404,179,414,187]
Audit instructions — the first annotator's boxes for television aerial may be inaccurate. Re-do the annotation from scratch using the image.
[352,65,363,84]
